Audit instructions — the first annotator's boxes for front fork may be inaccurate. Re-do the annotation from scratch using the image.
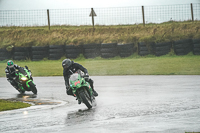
[26,80,35,88]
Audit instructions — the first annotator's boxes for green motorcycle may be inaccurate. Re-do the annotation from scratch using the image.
[14,66,37,94]
[69,71,95,109]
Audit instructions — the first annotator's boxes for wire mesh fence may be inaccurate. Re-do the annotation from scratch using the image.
[0,3,199,27]
[0,9,47,26]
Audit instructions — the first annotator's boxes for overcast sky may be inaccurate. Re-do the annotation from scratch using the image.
[0,0,199,10]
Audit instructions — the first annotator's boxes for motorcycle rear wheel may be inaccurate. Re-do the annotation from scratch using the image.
[79,90,92,109]
[20,90,25,94]
[29,82,37,94]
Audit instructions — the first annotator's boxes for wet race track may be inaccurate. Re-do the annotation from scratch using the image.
[0,76,200,133]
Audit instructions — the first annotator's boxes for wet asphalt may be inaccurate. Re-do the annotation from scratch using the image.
[0,75,200,133]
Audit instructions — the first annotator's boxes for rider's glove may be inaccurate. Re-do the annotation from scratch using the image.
[85,73,89,77]
[84,73,89,81]
[25,66,29,69]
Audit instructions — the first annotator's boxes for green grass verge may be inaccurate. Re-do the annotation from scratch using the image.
[0,99,31,111]
[0,53,200,77]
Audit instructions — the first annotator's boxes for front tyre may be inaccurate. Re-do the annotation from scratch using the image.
[29,82,37,94]
[79,90,92,109]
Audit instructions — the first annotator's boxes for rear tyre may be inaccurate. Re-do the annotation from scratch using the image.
[29,82,37,94]
[79,89,92,109]
[20,90,25,94]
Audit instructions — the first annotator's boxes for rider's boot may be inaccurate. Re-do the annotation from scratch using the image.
[78,99,81,104]
[91,85,98,97]
[12,84,24,94]
[93,90,98,97]
[10,80,20,92]
[87,78,98,97]
[76,98,81,104]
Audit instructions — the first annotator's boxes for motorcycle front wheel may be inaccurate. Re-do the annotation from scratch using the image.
[29,82,37,94]
[79,89,92,109]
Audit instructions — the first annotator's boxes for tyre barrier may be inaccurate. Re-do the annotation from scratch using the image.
[100,43,118,58]
[83,44,101,59]
[49,45,65,60]
[1,39,199,61]
[192,39,200,55]
[31,46,49,61]
[117,43,135,57]
[13,47,31,60]
[154,42,172,56]
[138,42,150,56]
[65,45,83,59]
[173,39,193,55]
[0,48,12,61]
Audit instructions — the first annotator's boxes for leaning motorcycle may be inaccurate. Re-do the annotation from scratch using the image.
[69,71,95,109]
[14,66,37,94]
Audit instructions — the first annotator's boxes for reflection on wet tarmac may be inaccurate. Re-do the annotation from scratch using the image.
[0,76,200,133]
[16,93,37,98]
[66,108,96,125]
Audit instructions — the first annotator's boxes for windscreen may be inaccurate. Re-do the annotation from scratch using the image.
[18,68,26,75]
[69,73,79,81]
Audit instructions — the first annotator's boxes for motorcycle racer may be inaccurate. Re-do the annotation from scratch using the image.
[5,60,31,93]
[62,59,98,101]
[5,60,21,92]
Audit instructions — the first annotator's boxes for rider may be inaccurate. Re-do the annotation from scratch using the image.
[5,60,31,93]
[5,60,21,92]
[62,59,98,103]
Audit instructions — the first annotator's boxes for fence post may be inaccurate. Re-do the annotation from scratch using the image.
[91,8,95,32]
[47,9,50,30]
[191,3,194,21]
[142,6,145,26]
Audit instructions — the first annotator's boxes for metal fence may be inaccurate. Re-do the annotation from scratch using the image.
[0,3,199,27]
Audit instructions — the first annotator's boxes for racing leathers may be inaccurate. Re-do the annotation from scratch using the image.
[63,61,97,96]
[5,64,21,91]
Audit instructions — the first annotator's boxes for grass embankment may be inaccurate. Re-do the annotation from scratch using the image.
[0,54,200,77]
[0,21,200,49]
[0,99,31,111]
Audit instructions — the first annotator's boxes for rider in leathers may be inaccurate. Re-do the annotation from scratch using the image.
[62,59,98,103]
[5,60,21,92]
[5,60,32,93]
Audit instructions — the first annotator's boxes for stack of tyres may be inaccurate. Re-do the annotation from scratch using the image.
[83,44,101,58]
[154,42,172,56]
[65,45,83,59]
[0,48,12,61]
[173,39,193,55]
[117,43,135,57]
[192,39,200,55]
[13,47,30,60]
[138,42,149,56]
[31,46,49,61]
[100,43,118,58]
[49,45,64,60]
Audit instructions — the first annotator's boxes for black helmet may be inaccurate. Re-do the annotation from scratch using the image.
[7,60,14,68]
[62,59,72,69]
